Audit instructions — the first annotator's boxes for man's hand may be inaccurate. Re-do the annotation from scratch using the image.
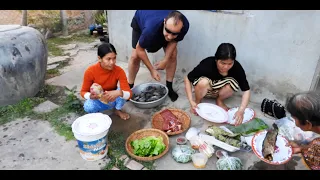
[154,59,168,70]
[90,92,100,100]
[233,110,244,126]
[101,90,120,102]
[190,100,199,115]
[151,69,161,81]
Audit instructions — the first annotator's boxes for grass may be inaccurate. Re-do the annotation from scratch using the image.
[47,33,96,56]
[0,97,46,125]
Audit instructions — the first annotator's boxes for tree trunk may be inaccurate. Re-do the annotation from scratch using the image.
[21,10,27,26]
[60,10,68,36]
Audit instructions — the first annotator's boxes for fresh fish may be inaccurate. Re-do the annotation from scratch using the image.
[262,123,279,161]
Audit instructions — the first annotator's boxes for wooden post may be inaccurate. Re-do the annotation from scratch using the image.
[21,10,27,26]
[60,10,68,36]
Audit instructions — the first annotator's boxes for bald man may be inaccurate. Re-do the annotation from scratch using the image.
[128,10,190,102]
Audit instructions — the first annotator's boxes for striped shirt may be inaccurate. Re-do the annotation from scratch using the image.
[187,56,250,91]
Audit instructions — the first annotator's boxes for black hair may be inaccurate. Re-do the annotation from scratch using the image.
[97,42,117,58]
[166,10,184,26]
[215,43,236,61]
[286,91,320,126]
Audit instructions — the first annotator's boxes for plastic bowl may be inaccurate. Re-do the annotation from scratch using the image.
[191,153,208,168]
[176,136,187,145]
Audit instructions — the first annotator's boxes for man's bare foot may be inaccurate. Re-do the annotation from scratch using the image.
[114,109,130,120]
[216,99,229,111]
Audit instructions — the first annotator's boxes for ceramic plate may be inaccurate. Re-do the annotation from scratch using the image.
[196,103,228,123]
[227,107,255,125]
[251,130,293,165]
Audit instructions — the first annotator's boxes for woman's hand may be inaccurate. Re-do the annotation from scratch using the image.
[233,110,244,126]
[286,141,302,154]
[190,100,198,115]
[101,90,120,102]
[89,92,100,100]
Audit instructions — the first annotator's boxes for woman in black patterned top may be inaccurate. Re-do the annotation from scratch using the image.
[184,43,251,125]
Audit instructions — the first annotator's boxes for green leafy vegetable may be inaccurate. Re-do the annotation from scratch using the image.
[225,118,269,136]
[130,136,166,157]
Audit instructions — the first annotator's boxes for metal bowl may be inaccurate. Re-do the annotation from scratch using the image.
[130,82,168,109]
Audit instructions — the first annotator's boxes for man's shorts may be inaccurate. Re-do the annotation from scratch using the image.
[130,17,168,53]
[192,76,240,98]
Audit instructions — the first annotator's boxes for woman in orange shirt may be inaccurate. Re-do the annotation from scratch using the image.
[80,43,132,120]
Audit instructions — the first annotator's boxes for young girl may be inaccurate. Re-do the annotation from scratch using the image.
[80,43,132,120]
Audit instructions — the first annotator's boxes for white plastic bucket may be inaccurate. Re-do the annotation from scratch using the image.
[71,113,112,161]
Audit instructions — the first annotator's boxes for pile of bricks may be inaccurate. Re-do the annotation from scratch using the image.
[111,155,150,170]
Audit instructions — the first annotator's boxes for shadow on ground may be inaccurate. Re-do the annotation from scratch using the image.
[248,156,302,170]
[108,112,149,139]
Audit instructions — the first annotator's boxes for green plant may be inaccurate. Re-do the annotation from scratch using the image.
[28,10,62,33]
[63,85,85,114]
[35,84,57,98]
[0,97,45,125]
[94,13,106,25]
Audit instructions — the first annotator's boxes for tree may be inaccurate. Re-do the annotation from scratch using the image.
[21,10,27,26]
[60,10,68,36]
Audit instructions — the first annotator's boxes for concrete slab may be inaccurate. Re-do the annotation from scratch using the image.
[58,44,77,50]
[33,100,60,113]
[0,118,108,170]
[47,64,59,70]
[48,56,70,65]
[58,112,80,126]
[59,50,98,74]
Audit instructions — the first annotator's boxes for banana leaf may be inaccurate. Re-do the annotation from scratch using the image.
[225,118,269,136]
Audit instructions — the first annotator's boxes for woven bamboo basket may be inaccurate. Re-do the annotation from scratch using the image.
[151,108,191,136]
[125,128,170,161]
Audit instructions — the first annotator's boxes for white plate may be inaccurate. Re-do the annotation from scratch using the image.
[251,130,293,165]
[227,107,255,125]
[196,103,228,123]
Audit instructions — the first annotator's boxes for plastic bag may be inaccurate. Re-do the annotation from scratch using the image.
[275,117,319,144]
[189,135,204,150]
[216,151,243,170]
[185,127,200,140]
[172,145,196,163]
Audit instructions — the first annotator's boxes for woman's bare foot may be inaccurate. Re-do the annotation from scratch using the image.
[216,99,229,111]
[114,109,130,120]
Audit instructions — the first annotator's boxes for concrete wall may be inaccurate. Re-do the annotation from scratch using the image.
[107,10,320,104]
